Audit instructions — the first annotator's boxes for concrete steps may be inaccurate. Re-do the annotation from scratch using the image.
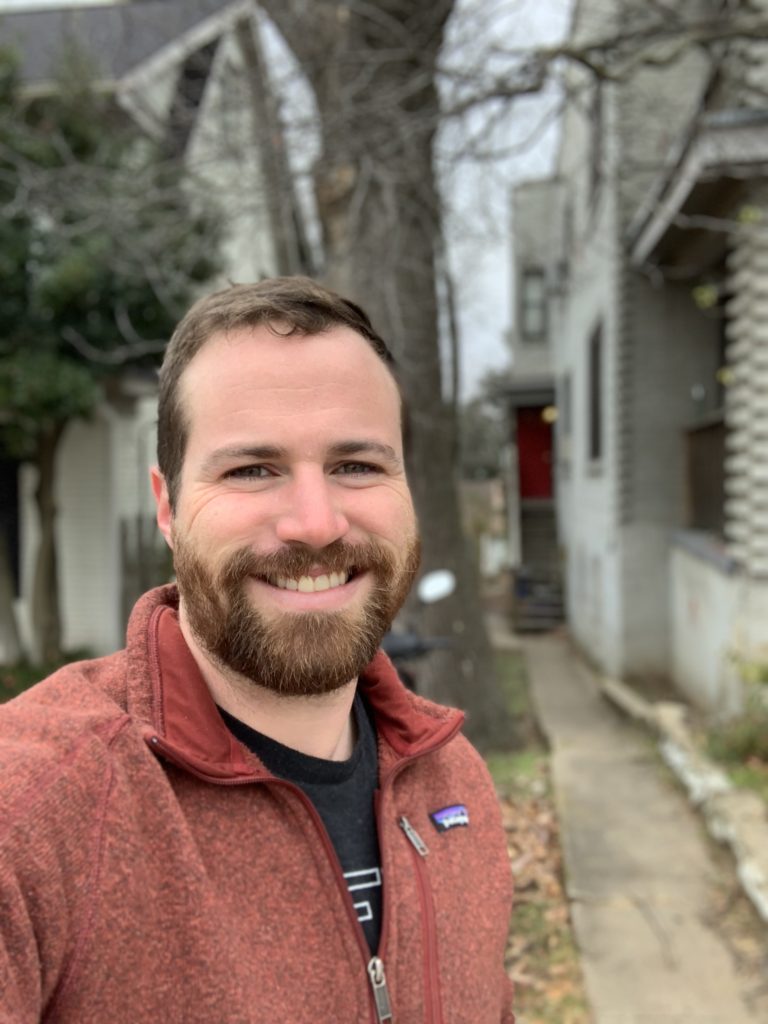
[514,501,564,631]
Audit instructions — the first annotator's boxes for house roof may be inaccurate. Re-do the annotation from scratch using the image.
[627,109,768,271]
[0,0,238,85]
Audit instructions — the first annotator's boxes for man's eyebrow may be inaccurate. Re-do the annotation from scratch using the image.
[201,445,288,473]
[328,440,402,467]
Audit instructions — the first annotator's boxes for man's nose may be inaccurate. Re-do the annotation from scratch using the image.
[274,471,350,549]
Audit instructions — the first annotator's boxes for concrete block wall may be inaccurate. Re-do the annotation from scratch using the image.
[724,207,768,576]
[714,0,768,109]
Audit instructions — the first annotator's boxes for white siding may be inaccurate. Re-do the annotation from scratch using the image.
[542,0,730,680]
[57,416,118,655]
[551,53,624,672]
[185,28,279,284]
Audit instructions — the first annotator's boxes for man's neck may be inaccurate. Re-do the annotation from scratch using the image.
[177,610,358,762]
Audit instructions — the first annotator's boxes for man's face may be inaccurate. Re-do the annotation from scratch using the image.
[152,323,420,697]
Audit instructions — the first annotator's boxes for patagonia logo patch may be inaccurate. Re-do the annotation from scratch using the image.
[429,804,469,833]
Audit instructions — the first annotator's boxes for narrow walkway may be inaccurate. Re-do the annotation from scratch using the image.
[523,633,761,1024]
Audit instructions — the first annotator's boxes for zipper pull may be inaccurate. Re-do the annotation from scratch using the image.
[399,816,429,856]
[367,956,393,1022]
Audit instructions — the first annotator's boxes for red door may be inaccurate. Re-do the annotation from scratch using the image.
[517,407,553,499]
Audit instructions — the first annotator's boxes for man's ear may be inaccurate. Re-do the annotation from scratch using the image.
[150,466,174,549]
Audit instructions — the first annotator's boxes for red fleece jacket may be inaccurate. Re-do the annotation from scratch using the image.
[0,586,514,1023]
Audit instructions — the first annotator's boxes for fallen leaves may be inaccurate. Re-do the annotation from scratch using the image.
[499,760,592,1024]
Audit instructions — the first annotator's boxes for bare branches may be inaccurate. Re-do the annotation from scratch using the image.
[438,12,768,116]
[61,325,167,366]
[246,0,768,174]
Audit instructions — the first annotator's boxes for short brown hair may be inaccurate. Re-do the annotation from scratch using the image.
[157,276,396,509]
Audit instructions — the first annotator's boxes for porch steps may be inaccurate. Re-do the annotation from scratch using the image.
[514,501,564,632]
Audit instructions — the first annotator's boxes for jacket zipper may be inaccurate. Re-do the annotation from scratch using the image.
[399,816,444,1024]
[367,956,394,1022]
[148,716,463,1024]
[148,734,388,1023]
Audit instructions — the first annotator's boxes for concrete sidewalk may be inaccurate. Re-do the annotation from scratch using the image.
[522,632,762,1024]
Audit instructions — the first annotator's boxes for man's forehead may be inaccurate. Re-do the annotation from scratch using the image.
[177,325,403,450]
[188,323,388,373]
[179,324,401,405]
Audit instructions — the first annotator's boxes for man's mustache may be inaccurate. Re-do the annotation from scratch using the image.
[220,540,396,586]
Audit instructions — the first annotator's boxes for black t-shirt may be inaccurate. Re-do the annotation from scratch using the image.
[218,694,382,953]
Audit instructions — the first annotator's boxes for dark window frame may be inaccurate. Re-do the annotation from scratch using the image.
[589,81,604,209]
[587,323,603,463]
[560,372,572,438]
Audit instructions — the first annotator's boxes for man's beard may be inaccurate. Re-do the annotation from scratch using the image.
[173,533,421,698]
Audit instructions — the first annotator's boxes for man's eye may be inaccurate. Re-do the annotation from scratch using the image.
[335,462,379,476]
[226,465,272,480]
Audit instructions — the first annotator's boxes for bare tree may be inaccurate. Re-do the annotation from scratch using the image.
[257,0,514,748]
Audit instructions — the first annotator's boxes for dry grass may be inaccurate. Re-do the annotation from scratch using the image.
[488,653,592,1024]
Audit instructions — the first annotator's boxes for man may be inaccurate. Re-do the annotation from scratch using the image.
[0,277,514,1023]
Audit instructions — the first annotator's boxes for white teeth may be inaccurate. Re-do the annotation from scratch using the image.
[273,572,349,593]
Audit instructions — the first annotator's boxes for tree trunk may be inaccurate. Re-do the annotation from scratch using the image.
[31,424,64,665]
[258,0,513,748]
[235,17,315,277]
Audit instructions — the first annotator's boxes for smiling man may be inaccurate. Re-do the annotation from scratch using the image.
[0,278,514,1023]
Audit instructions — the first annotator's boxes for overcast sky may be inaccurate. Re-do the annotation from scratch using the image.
[0,0,573,397]
[443,0,572,396]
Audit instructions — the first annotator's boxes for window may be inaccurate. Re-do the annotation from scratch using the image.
[167,40,220,157]
[587,324,603,463]
[520,267,547,340]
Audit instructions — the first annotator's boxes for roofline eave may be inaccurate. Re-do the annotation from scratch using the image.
[627,112,768,268]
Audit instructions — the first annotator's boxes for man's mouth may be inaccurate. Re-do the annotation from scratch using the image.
[264,570,355,593]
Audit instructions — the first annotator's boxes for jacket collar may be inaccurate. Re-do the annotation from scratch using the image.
[127,586,464,781]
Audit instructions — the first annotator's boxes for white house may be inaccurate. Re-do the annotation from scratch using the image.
[502,179,566,631]
[510,0,768,714]
[1,0,306,659]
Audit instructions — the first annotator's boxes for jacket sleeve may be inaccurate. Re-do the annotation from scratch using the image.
[0,861,44,1024]
[0,720,102,1024]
